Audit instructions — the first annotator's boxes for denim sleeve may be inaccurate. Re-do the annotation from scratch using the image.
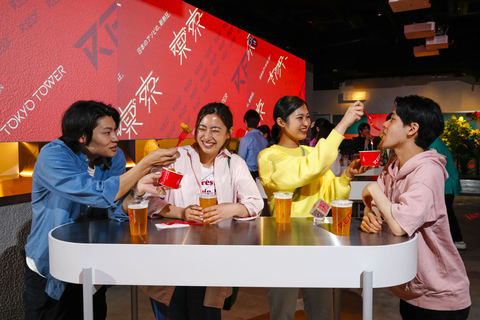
[34,147,122,210]
[106,149,129,221]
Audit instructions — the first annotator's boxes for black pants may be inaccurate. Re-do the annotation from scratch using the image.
[250,170,259,180]
[24,263,107,320]
[445,193,464,242]
[400,300,470,320]
[150,286,221,320]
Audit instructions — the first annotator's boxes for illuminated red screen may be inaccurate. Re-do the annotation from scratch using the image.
[0,0,305,142]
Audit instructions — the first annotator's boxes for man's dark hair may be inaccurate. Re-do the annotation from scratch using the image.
[394,95,444,150]
[60,100,120,153]
[244,109,261,128]
[357,122,370,135]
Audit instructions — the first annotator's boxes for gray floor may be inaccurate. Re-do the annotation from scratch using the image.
[106,194,480,319]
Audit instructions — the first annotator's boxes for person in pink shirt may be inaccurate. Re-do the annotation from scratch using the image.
[360,95,471,319]
[143,102,263,320]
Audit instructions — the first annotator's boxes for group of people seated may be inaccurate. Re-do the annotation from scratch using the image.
[24,95,471,320]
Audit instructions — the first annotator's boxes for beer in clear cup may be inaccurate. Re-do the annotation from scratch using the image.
[199,192,217,225]
[274,191,293,223]
[128,200,149,236]
[331,199,353,236]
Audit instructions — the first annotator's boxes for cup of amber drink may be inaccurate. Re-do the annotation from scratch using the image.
[128,200,149,236]
[331,200,353,236]
[199,192,217,225]
[274,191,293,224]
[158,167,183,189]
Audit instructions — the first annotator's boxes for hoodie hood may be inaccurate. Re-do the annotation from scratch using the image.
[386,149,447,182]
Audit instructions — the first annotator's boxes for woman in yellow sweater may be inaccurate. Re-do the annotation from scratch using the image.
[258,95,368,320]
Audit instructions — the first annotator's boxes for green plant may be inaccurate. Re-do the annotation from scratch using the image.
[442,115,476,175]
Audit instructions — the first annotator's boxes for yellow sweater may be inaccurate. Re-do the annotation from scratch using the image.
[258,130,352,217]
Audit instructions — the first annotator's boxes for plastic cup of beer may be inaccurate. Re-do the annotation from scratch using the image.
[127,199,149,236]
[274,191,293,224]
[199,192,217,225]
[331,200,353,236]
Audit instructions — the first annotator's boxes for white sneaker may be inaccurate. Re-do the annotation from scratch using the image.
[454,241,467,250]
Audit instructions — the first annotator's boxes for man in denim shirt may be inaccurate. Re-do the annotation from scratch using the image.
[24,100,177,320]
[238,110,267,179]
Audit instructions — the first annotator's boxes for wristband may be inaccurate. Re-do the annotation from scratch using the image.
[131,185,144,200]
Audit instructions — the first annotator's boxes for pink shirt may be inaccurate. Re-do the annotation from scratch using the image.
[148,144,263,218]
[142,144,263,308]
[378,149,470,311]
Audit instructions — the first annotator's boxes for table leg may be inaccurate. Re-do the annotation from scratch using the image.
[362,270,373,320]
[82,267,94,320]
[333,288,341,320]
[131,286,138,320]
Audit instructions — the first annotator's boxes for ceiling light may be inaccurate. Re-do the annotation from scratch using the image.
[413,45,439,57]
[404,22,436,39]
[343,91,367,101]
[426,35,449,50]
[389,0,431,13]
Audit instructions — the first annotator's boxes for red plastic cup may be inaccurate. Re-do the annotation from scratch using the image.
[360,150,381,167]
[158,167,183,189]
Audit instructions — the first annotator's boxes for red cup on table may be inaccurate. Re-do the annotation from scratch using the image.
[158,167,183,189]
[360,150,381,167]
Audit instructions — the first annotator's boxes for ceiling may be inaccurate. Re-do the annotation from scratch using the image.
[184,0,480,90]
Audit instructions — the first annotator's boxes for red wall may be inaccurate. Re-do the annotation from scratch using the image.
[1,0,305,142]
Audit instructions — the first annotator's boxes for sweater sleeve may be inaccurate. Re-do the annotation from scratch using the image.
[258,130,345,191]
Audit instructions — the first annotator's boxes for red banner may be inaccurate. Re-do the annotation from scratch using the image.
[0,0,305,142]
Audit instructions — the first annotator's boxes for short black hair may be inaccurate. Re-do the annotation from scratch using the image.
[60,100,120,153]
[357,122,370,135]
[394,95,444,150]
[244,109,261,128]
[257,124,270,138]
[195,102,233,149]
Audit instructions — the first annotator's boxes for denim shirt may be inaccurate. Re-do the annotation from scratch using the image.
[25,139,128,300]
[237,129,268,172]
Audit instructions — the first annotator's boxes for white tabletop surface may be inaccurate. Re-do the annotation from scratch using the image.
[50,217,417,289]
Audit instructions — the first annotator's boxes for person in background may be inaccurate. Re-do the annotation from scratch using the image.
[257,124,271,141]
[267,124,280,147]
[258,96,369,320]
[238,109,268,179]
[360,95,470,320]
[353,122,381,153]
[309,118,327,147]
[142,102,263,320]
[311,119,342,176]
[24,100,177,320]
[429,137,466,250]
